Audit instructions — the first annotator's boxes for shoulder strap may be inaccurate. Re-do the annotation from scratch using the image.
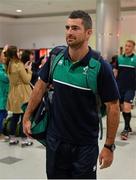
[86,49,101,90]
[48,46,66,82]
[87,49,104,140]
[90,49,101,61]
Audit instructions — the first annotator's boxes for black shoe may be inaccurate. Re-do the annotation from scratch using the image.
[128,127,132,133]
[21,140,33,147]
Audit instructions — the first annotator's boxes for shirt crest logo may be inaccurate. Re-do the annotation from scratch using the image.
[58,59,63,65]
[83,66,89,75]
[131,58,134,62]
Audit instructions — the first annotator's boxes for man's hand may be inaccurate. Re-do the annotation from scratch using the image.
[23,117,32,138]
[22,79,48,138]
[25,61,32,71]
[99,147,113,169]
[99,100,119,169]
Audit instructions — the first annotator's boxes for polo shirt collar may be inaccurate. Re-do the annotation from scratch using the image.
[123,53,134,58]
[64,46,92,66]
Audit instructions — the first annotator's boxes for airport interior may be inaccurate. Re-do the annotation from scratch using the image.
[0,0,136,179]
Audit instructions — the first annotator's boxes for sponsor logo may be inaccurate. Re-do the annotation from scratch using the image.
[93,165,97,172]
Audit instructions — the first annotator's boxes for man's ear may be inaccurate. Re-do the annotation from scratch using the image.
[86,29,92,40]
[88,29,92,36]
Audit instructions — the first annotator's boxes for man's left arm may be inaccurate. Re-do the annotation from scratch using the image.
[97,59,120,169]
[105,100,120,145]
[99,100,120,169]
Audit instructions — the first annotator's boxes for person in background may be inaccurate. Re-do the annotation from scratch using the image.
[119,46,123,55]
[113,40,136,140]
[110,55,118,69]
[21,50,41,85]
[110,46,124,70]
[110,55,118,78]
[0,47,9,139]
[5,45,33,146]
[38,55,47,69]
[23,10,120,179]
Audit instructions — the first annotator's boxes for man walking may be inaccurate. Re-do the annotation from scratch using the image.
[113,40,136,140]
[23,10,120,179]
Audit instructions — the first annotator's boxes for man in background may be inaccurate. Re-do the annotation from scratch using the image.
[113,40,136,140]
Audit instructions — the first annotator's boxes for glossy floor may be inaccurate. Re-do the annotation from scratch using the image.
[0,109,136,180]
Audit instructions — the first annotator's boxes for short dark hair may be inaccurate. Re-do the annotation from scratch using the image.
[21,50,32,64]
[69,10,92,29]
[127,40,135,47]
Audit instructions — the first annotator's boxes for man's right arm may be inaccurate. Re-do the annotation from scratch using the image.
[23,79,48,137]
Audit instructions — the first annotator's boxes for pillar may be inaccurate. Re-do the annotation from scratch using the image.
[96,0,120,61]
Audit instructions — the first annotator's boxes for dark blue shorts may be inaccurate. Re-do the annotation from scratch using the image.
[46,136,99,179]
[119,89,135,104]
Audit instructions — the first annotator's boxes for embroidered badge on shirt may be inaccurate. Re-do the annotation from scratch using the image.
[58,60,63,65]
[83,66,89,75]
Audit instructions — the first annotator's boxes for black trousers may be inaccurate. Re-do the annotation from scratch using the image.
[9,113,25,137]
[9,113,21,135]
[46,136,99,179]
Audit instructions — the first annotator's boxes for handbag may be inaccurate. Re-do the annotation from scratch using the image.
[21,93,51,146]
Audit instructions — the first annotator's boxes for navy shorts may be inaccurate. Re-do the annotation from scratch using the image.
[46,136,99,179]
[119,89,135,104]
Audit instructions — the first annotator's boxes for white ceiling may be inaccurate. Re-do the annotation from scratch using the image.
[0,0,136,18]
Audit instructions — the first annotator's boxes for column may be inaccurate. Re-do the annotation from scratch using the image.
[96,0,120,61]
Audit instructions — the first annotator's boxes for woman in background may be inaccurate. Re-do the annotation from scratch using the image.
[6,45,33,146]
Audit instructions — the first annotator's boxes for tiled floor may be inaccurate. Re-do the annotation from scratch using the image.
[0,109,136,180]
[97,108,136,179]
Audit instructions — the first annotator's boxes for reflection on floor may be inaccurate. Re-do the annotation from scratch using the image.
[0,109,136,180]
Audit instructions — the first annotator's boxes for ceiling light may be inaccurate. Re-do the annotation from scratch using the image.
[16,9,22,13]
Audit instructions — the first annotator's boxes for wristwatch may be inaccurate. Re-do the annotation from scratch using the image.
[104,144,116,152]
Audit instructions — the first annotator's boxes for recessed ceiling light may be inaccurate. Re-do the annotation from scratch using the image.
[16,9,22,13]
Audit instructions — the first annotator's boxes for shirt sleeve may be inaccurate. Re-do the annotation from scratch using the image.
[97,59,120,103]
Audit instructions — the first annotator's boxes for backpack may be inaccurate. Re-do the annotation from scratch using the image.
[49,46,106,139]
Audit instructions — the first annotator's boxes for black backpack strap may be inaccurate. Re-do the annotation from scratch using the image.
[90,49,101,61]
[87,49,104,140]
[50,45,67,56]
[47,46,67,105]
[48,45,67,83]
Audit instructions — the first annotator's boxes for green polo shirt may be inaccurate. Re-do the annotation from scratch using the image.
[116,54,136,90]
[39,47,119,145]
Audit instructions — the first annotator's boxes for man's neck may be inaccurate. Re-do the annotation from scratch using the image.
[69,45,89,62]
[125,52,133,57]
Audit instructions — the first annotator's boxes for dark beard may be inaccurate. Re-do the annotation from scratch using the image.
[66,40,84,49]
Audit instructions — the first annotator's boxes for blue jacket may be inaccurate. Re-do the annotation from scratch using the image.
[0,64,9,109]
